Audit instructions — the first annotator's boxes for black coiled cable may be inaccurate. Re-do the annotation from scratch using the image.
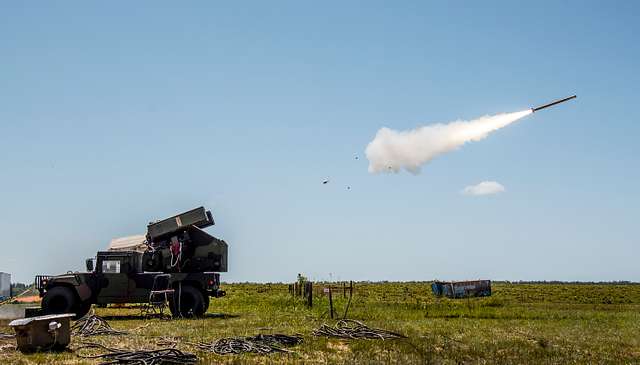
[76,342,197,365]
[193,333,303,355]
[71,313,127,337]
[312,319,406,340]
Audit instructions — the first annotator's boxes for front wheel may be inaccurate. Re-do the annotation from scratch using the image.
[169,285,205,318]
[42,286,80,318]
[76,301,92,319]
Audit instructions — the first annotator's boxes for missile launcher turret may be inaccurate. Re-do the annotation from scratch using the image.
[142,207,228,273]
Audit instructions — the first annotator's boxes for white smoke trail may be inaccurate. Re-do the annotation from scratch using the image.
[365,110,532,173]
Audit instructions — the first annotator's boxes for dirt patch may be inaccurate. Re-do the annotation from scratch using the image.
[12,296,40,304]
[327,341,351,352]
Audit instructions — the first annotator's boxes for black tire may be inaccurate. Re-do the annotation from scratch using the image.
[203,292,210,313]
[42,286,78,316]
[76,301,92,319]
[170,285,205,318]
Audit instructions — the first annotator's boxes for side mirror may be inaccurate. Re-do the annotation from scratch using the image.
[85,258,94,272]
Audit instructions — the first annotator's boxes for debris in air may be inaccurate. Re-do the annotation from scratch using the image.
[322,179,330,184]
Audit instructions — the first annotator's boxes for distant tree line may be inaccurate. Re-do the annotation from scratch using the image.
[10,282,29,293]
[330,280,638,285]
[497,280,636,285]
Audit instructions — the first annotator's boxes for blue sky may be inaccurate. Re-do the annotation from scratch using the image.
[1,2,638,283]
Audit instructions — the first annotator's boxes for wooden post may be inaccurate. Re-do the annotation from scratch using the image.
[343,282,353,319]
[329,288,334,319]
[307,282,313,308]
[343,282,346,298]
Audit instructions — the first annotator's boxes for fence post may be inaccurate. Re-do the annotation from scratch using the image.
[343,281,353,319]
[343,282,346,298]
[329,288,334,319]
[307,282,313,308]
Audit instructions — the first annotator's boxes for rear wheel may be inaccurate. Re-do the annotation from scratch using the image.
[203,293,210,313]
[169,284,205,318]
[42,286,79,317]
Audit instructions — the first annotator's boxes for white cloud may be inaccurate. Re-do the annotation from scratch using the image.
[461,181,505,196]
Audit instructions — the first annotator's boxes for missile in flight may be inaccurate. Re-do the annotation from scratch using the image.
[531,95,577,112]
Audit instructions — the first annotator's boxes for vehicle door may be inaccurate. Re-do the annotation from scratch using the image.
[97,257,130,303]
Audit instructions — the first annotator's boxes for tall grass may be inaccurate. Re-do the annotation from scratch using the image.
[1,282,638,364]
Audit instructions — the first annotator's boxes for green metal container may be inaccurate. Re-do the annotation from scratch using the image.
[9,313,74,353]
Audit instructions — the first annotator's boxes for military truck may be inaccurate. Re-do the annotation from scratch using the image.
[35,207,228,318]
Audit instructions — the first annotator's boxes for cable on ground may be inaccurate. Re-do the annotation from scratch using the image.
[192,333,303,355]
[75,342,197,365]
[71,313,127,337]
[312,319,406,340]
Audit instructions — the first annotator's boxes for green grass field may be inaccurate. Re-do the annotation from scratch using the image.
[1,282,639,364]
